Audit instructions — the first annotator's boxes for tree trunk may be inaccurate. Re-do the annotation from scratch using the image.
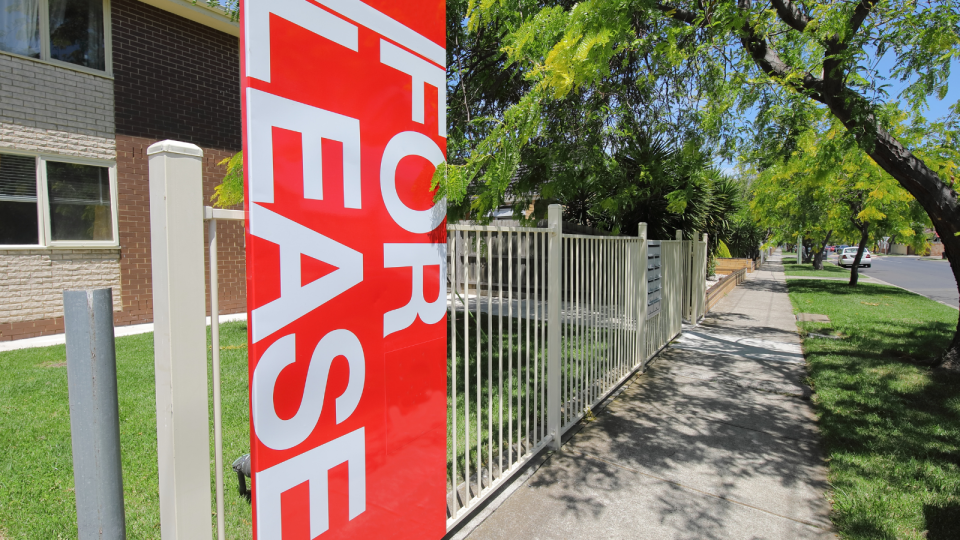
[801,239,813,263]
[848,225,869,287]
[938,235,960,370]
[813,230,833,271]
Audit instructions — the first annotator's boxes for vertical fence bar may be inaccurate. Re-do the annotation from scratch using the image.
[590,239,596,406]
[475,232,482,491]
[508,230,514,466]
[463,231,470,500]
[207,218,225,540]
[486,231,493,484]
[498,230,504,473]
[536,233,547,444]
[638,224,648,369]
[525,231,531,452]
[534,232,542,444]
[450,230,458,515]
[547,205,562,449]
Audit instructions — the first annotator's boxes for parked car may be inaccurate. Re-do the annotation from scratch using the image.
[839,247,872,268]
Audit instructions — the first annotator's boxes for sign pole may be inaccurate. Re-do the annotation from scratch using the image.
[64,288,126,540]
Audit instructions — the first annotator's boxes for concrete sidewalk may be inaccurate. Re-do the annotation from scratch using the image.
[461,251,834,539]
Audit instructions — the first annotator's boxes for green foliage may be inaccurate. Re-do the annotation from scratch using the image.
[444,0,959,262]
[212,151,243,209]
[716,240,732,259]
[750,110,932,252]
[726,208,766,259]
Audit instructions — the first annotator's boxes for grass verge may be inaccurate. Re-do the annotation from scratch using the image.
[786,279,960,539]
[783,262,869,279]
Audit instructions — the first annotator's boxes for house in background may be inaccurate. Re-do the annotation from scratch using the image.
[0,0,245,341]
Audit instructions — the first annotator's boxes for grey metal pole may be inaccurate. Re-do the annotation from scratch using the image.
[64,288,126,540]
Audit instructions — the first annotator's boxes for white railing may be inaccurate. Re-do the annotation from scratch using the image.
[446,220,554,528]
[444,206,694,529]
[198,204,702,537]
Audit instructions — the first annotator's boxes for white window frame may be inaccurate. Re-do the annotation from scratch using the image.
[0,0,113,77]
[0,149,119,249]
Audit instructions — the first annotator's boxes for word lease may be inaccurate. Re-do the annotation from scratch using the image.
[240,0,447,538]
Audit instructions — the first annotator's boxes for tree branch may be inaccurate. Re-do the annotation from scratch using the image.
[770,0,810,32]
[656,2,699,24]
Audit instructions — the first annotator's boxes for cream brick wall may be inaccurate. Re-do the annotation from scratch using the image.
[0,250,122,324]
[0,122,115,161]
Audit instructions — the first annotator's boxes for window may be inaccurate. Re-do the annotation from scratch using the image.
[0,152,117,247]
[0,0,108,72]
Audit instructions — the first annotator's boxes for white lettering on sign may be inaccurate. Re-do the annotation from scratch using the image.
[252,331,365,450]
[244,0,358,83]
[380,131,446,234]
[256,428,366,538]
[247,88,362,207]
[380,40,446,137]
[249,203,363,343]
[383,243,447,337]
[313,0,445,66]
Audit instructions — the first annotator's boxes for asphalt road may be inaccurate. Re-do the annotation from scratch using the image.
[850,255,960,309]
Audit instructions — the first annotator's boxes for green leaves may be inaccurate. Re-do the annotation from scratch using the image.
[211,151,243,209]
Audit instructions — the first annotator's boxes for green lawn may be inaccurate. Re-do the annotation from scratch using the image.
[783,261,870,279]
[786,279,960,539]
[0,312,620,538]
[0,323,253,539]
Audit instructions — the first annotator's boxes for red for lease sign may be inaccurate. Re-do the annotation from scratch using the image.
[240,0,447,537]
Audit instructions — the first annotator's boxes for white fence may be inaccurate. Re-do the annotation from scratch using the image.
[443,207,704,528]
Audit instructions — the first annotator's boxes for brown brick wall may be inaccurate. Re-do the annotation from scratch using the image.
[113,135,246,327]
[0,317,65,342]
[111,0,242,151]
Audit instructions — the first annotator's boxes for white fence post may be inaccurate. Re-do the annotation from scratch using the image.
[674,230,683,321]
[637,223,648,365]
[699,233,709,321]
[547,204,562,451]
[147,140,213,540]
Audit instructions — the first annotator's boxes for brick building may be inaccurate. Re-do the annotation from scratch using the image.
[0,0,245,341]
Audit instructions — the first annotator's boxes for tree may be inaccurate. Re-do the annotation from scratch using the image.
[751,112,931,284]
[447,0,960,365]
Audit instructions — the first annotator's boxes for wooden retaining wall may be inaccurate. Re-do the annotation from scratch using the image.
[706,268,747,313]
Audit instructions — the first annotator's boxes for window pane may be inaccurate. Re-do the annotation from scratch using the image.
[0,153,38,245]
[46,161,112,242]
[49,0,104,70]
[0,0,41,58]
